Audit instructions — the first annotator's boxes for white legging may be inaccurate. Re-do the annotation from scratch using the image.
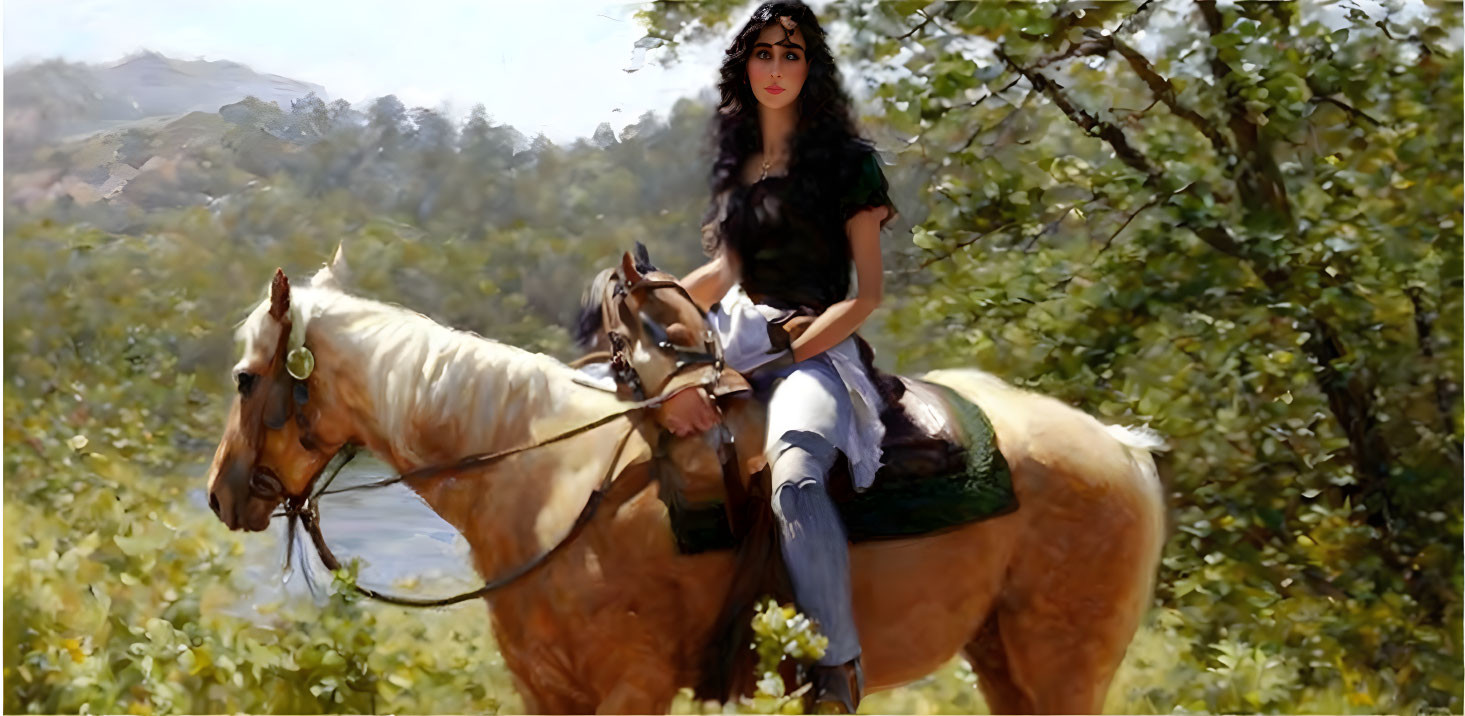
[762,368,861,667]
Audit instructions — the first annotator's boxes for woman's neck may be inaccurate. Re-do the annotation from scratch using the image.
[757,103,797,165]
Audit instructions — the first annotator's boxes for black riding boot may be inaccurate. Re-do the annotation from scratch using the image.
[808,656,863,714]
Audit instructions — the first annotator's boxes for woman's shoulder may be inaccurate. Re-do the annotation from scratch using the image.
[835,142,896,224]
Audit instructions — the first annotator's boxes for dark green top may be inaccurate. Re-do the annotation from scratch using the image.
[718,148,896,312]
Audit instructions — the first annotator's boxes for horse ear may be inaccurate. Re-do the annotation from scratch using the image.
[269,268,290,321]
[619,250,642,284]
[632,241,656,274]
[312,241,348,290]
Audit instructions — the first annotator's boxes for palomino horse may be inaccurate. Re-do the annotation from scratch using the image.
[206,248,1167,714]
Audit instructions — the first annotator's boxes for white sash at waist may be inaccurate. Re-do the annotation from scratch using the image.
[708,284,886,491]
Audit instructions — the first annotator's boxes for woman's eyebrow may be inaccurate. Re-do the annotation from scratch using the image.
[755,41,804,51]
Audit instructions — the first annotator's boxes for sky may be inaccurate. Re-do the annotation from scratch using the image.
[2,0,1438,143]
[2,0,736,142]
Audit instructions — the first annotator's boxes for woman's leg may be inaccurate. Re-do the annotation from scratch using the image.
[763,363,863,711]
[769,437,858,666]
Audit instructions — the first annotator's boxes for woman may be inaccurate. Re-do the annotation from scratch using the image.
[660,2,896,711]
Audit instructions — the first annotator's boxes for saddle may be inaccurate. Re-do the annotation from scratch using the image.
[657,337,1019,553]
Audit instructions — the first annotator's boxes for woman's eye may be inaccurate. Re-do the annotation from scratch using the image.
[786,52,800,61]
[756,50,771,60]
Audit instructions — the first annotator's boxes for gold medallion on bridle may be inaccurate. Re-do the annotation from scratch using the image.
[287,346,315,380]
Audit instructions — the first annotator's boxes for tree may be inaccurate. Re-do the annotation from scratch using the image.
[640,1,1462,711]
[284,92,330,144]
[591,121,620,149]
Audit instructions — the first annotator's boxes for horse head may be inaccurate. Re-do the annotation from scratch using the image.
[576,243,718,398]
[206,247,351,531]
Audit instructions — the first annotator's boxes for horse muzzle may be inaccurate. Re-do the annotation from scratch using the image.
[208,461,281,532]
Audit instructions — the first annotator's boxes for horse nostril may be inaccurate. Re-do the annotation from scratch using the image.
[209,492,221,518]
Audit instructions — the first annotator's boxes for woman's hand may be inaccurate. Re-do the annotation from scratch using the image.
[656,385,720,436]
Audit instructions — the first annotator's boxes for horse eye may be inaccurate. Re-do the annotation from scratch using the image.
[236,372,257,396]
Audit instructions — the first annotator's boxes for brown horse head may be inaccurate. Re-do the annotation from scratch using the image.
[576,245,716,398]
[206,265,344,531]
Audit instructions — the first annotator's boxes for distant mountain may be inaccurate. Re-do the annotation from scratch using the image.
[4,50,326,145]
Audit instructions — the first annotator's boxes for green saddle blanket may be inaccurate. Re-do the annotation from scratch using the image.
[662,381,1017,554]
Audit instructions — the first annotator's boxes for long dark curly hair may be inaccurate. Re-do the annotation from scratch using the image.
[701,0,875,256]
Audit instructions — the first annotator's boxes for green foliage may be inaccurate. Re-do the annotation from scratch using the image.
[639,1,1464,713]
[747,599,828,714]
[5,1,1461,712]
[3,102,728,713]
[1,221,521,713]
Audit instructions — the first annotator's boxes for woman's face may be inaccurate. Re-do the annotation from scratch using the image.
[745,22,808,111]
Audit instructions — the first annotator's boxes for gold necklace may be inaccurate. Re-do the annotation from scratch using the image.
[759,153,787,181]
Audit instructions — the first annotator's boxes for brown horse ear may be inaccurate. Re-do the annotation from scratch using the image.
[619,251,642,285]
[269,269,290,320]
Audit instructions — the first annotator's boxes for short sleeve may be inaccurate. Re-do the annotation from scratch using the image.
[840,150,898,228]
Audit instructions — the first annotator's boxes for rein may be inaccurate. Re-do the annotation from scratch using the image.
[269,269,727,608]
[278,384,694,608]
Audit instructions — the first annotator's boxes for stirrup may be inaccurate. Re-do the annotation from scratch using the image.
[808,657,863,714]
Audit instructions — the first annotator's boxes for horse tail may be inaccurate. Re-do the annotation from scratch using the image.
[1108,423,1169,608]
[1103,423,1168,453]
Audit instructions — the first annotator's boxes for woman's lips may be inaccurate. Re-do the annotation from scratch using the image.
[765,86,785,94]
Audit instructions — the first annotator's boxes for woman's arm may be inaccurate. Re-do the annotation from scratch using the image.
[660,252,734,436]
[679,252,737,313]
[789,205,888,362]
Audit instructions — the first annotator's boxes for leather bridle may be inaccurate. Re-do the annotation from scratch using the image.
[601,271,724,400]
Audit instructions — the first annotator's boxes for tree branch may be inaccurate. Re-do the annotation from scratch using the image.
[1096,183,1189,254]
[1196,0,1293,224]
[996,48,1163,183]
[896,8,944,39]
[1375,17,1443,56]
[1033,38,1112,68]
[956,87,1034,153]
[1099,30,1233,158]
[926,76,1024,123]
[993,46,1270,274]
[1308,93,1383,127]
[917,221,1019,269]
[1115,0,1159,37]
[1406,286,1464,464]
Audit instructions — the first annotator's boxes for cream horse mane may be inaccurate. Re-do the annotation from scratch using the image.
[233,255,630,469]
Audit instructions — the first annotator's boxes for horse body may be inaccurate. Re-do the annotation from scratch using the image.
[209,262,1165,714]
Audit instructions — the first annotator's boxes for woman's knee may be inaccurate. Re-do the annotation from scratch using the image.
[770,437,837,500]
[769,434,838,487]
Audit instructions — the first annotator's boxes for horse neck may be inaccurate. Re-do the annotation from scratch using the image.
[304,289,633,573]
[308,291,617,470]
